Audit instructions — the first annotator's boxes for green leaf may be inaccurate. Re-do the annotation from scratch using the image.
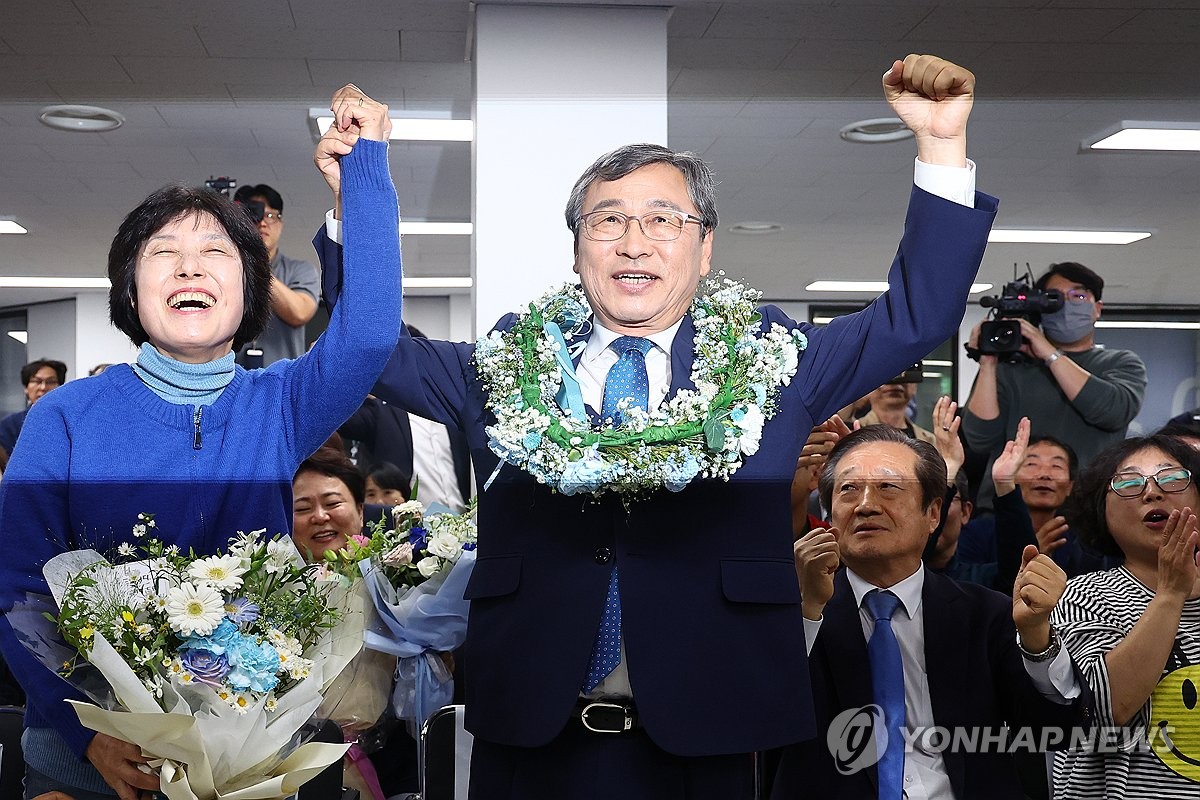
[703,417,726,451]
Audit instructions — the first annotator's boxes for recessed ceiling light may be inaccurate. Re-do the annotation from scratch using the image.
[1087,122,1200,152]
[839,117,913,144]
[0,277,110,288]
[988,229,1150,245]
[399,222,473,235]
[309,110,473,142]
[38,104,125,132]
[0,221,28,234]
[806,280,992,294]
[7,331,28,344]
[728,221,783,235]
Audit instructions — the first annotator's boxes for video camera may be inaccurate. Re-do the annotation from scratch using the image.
[204,176,265,224]
[966,265,1063,363]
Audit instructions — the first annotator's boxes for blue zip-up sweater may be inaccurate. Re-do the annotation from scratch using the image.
[0,139,400,787]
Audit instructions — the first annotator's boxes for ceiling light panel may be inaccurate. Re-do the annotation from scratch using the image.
[988,230,1150,245]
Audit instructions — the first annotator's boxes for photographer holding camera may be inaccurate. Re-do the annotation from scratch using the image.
[962,261,1146,510]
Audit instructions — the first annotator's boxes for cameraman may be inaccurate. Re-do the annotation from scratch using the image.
[962,261,1146,510]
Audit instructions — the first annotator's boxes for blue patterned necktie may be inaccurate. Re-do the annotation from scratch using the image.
[865,589,905,800]
[582,336,652,692]
[600,336,653,426]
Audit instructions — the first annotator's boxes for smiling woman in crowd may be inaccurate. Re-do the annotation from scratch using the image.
[0,86,399,800]
[1052,434,1200,796]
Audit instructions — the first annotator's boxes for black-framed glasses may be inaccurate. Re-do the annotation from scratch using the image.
[1109,467,1193,497]
[579,210,704,242]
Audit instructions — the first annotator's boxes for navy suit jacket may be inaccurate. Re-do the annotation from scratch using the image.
[315,185,998,756]
[769,569,1093,799]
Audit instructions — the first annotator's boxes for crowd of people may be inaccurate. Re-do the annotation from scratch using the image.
[0,51,1198,800]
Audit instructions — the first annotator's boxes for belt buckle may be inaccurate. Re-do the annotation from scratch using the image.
[580,701,633,734]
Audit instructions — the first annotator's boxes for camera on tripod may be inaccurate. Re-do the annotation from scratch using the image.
[968,265,1063,363]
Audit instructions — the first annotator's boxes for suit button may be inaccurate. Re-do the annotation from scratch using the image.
[594,547,613,565]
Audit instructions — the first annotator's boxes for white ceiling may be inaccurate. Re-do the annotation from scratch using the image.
[2,0,1200,311]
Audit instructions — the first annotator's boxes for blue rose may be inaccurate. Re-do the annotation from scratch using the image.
[180,648,231,687]
[522,431,542,450]
[462,542,477,551]
[409,526,429,552]
[225,638,281,693]
[180,618,240,655]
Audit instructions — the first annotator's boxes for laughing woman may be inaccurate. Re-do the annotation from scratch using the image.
[0,85,399,800]
[1052,434,1200,797]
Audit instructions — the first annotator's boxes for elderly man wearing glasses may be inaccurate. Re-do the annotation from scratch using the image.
[318,55,997,800]
[0,358,67,459]
[232,183,320,366]
[962,261,1147,513]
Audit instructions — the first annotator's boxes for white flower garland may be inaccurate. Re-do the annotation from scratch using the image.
[475,275,807,499]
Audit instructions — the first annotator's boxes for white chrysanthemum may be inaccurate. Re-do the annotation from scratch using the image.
[164,582,225,636]
[187,554,247,590]
[394,500,424,518]
[116,542,136,558]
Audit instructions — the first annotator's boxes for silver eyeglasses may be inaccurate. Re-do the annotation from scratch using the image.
[1109,467,1193,497]
[579,210,704,242]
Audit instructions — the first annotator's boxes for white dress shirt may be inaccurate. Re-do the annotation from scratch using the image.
[803,565,1080,800]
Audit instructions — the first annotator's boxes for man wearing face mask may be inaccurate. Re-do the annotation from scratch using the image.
[961,261,1146,511]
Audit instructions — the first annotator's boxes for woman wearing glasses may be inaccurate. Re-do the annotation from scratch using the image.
[1051,434,1200,796]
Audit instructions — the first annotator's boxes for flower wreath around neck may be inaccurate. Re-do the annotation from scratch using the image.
[475,274,807,500]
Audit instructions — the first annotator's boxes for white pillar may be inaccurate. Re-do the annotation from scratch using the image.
[472,4,669,331]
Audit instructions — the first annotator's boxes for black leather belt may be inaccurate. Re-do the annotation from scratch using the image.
[573,700,640,733]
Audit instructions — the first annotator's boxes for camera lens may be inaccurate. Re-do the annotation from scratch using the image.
[979,320,1023,354]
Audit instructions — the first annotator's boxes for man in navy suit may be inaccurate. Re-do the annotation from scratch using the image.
[778,425,1090,799]
[319,55,996,800]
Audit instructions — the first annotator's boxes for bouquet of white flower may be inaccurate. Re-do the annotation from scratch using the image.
[41,519,362,800]
[323,500,476,732]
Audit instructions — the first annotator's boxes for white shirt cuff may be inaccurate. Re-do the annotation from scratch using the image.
[803,616,823,656]
[325,209,342,244]
[1023,643,1082,703]
[913,157,976,208]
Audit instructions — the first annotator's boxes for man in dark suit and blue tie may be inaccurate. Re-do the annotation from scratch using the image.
[778,425,1091,799]
[318,55,997,799]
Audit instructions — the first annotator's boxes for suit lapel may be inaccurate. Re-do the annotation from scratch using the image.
[667,313,698,399]
[922,571,970,798]
[820,570,879,794]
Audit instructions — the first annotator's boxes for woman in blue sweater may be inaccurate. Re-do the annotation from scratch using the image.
[0,86,400,800]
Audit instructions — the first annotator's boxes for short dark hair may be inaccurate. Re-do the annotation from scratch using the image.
[107,185,272,352]
[1156,421,1200,442]
[1062,434,1200,557]
[564,144,718,240]
[295,445,366,507]
[819,424,947,513]
[367,461,412,501]
[244,183,284,213]
[21,359,67,387]
[1026,435,1080,479]
[1036,261,1104,302]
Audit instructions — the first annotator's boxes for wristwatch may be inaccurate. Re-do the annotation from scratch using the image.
[1017,625,1062,662]
[1043,349,1064,365]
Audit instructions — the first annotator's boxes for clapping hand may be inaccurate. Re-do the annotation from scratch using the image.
[932,396,963,482]
[992,416,1030,496]
[1035,515,1070,557]
[795,528,840,621]
[1157,507,1200,601]
[314,84,392,198]
[1012,544,1067,652]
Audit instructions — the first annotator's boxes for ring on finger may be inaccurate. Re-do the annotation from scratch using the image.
[357,96,364,107]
